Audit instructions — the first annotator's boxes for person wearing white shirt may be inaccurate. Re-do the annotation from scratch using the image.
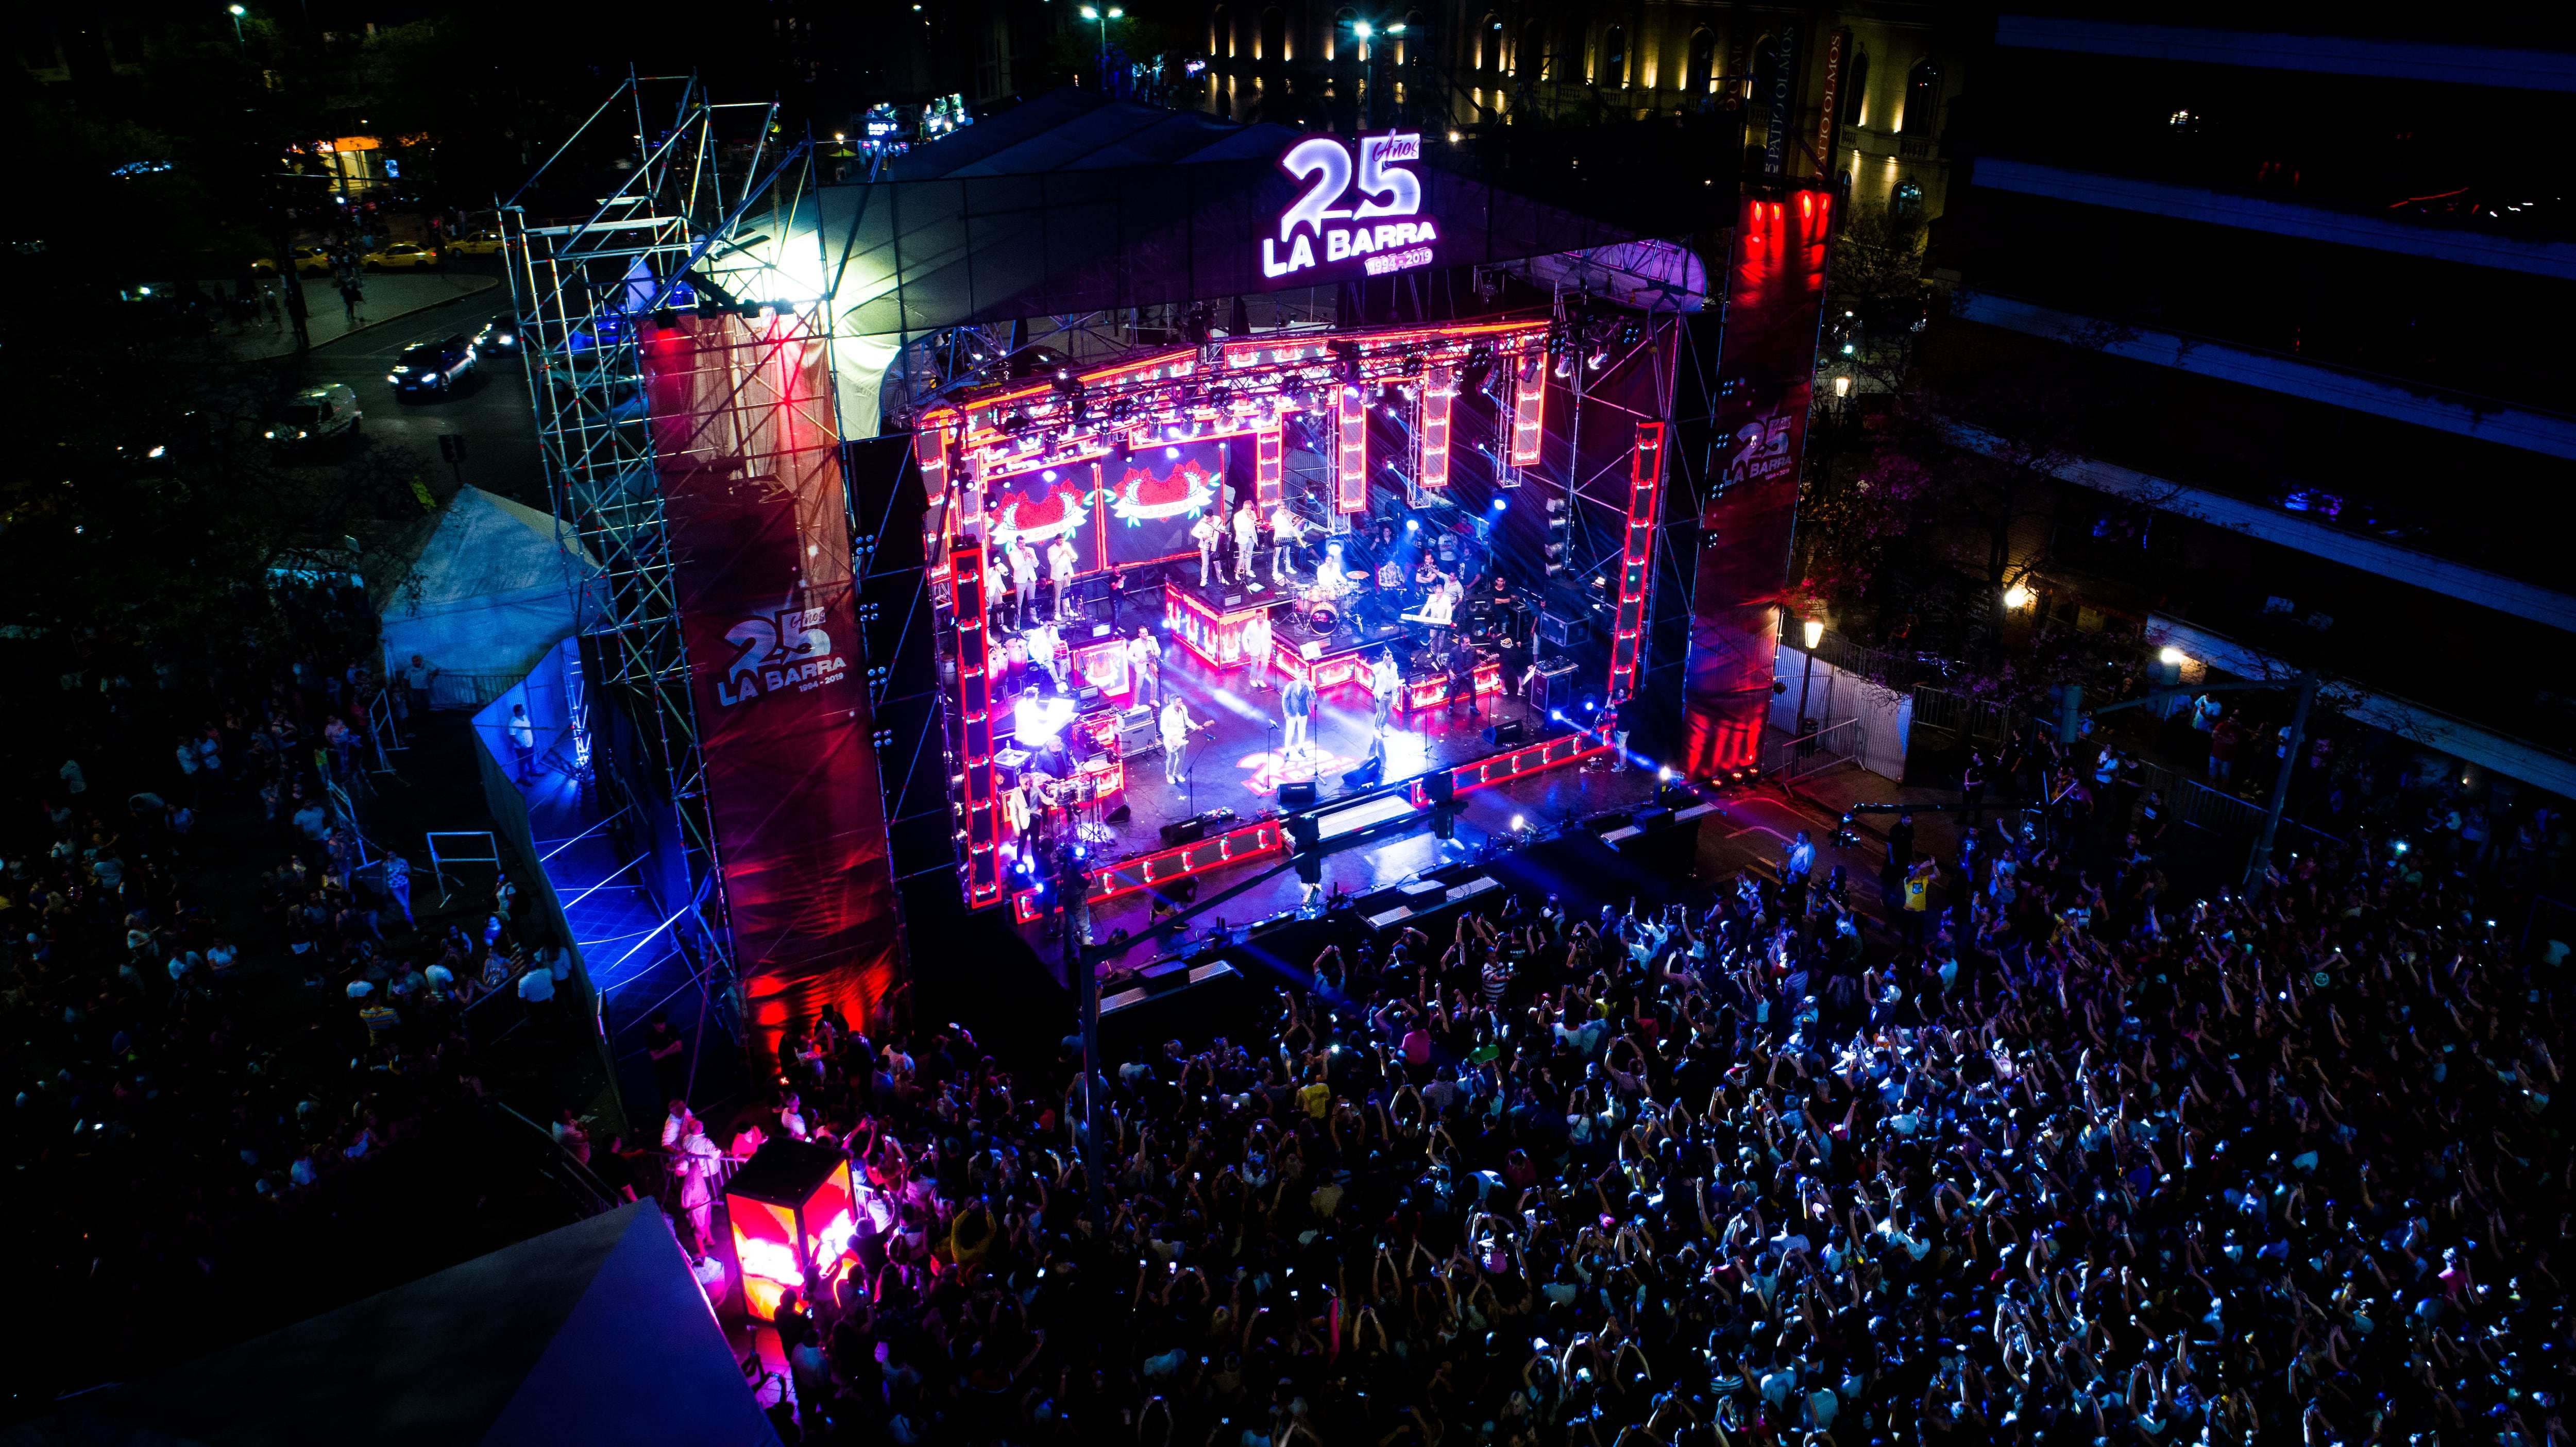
[1046,536,1079,621]
[1006,537,1039,625]
[1012,684,1075,773]
[1159,696,1205,785]
[1242,607,1274,691]
[1268,502,1304,583]
[1024,619,1062,691]
[1126,626,1160,707]
[1365,651,1401,770]
[1191,510,1222,586]
[1231,498,1259,583]
[671,1119,723,1248]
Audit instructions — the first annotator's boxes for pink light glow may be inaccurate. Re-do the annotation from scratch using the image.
[735,1232,803,1285]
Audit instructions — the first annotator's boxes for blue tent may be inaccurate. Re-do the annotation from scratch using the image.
[2,1202,778,1447]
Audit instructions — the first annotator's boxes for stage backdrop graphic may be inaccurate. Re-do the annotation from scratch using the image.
[1682,193,1832,774]
[987,464,1103,572]
[1099,438,1228,570]
[642,312,900,1061]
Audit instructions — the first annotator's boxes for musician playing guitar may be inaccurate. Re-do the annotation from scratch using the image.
[1157,695,1215,787]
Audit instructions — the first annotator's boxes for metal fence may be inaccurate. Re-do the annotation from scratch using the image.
[1762,719,1866,783]
[1910,686,2023,752]
[430,671,520,711]
[2127,758,2345,857]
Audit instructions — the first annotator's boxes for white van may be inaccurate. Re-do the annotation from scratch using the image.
[264,384,364,444]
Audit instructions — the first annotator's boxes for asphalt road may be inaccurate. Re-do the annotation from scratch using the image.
[294,275,546,513]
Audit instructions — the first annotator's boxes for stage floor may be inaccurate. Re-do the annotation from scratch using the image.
[1078,623,1531,838]
[1010,631,1659,970]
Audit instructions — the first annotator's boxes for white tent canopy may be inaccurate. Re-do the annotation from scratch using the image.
[378,486,595,702]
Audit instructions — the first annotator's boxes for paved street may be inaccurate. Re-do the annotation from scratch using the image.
[292,274,547,513]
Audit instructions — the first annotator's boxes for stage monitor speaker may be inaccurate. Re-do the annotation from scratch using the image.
[1352,886,1411,916]
[1138,961,1194,996]
[1537,608,1586,646]
[1160,816,1208,847]
[1279,779,1320,809]
[1481,719,1526,747]
[1631,805,1675,833]
[1423,769,1455,805]
[1105,804,1132,824]
[1530,660,1578,714]
[1075,685,1104,707]
[1343,759,1385,790]
[1398,878,1447,908]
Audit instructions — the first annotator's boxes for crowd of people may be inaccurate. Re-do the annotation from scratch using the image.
[659,740,2570,1447]
[3,605,595,1404]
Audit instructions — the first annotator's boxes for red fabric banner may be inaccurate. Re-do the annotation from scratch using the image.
[1683,193,1832,774]
[642,313,900,1061]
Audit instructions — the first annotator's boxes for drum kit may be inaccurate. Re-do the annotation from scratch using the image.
[1052,769,1120,845]
[1295,570,1371,636]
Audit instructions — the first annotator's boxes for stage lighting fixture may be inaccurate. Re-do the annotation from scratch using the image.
[1165,446,1181,458]
[1492,498,1507,511]
[1586,348,1606,370]
[1511,814,1526,830]
[1460,345,1494,393]
[1405,518,1420,531]
[1042,469,1058,482]
[1554,353,1574,379]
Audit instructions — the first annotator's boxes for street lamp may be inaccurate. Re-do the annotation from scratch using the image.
[227,3,247,53]
[1795,616,1824,739]
[1079,5,1123,89]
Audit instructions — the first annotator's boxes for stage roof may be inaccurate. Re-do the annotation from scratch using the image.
[1,1202,778,1447]
[819,90,1671,337]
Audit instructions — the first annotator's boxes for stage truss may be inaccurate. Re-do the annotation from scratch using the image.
[502,75,834,1001]
[912,308,1679,912]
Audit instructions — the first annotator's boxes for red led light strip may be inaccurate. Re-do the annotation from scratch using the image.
[1411,731,1615,805]
[1255,427,1284,507]
[1608,421,1664,705]
[1510,358,1545,467]
[1009,818,1286,923]
[950,544,1001,904]
[1336,386,1368,514]
[915,428,948,509]
[1419,364,1454,489]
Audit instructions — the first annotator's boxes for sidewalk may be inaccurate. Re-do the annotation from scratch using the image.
[233,273,502,360]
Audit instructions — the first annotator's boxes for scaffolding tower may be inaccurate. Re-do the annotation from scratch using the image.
[501,74,830,1008]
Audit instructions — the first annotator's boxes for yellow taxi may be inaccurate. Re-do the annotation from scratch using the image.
[363,242,443,270]
[448,229,505,256]
[252,246,333,276]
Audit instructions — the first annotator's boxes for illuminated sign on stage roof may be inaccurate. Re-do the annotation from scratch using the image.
[1261,132,1437,285]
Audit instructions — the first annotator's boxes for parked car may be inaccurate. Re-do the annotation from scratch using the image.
[389,335,477,397]
[448,229,505,256]
[264,384,363,444]
[251,247,333,277]
[471,312,522,356]
[363,242,442,270]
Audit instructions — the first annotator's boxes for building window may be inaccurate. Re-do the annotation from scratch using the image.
[1752,34,1778,101]
[1686,29,1716,94]
[1521,20,1546,79]
[1481,15,1501,73]
[1600,27,1624,88]
[1842,50,1868,126]
[1903,58,1940,134]
[1212,5,1228,59]
[1332,7,1355,62]
[1893,179,1923,218]
[1259,6,1283,62]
